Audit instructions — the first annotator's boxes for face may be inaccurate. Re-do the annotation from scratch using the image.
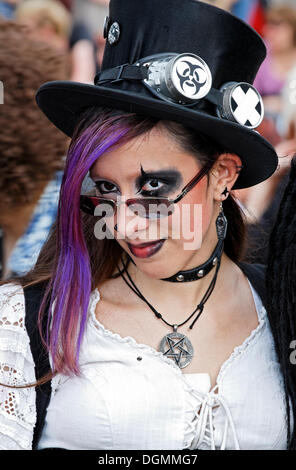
[89,123,232,279]
[18,16,68,53]
[263,19,295,53]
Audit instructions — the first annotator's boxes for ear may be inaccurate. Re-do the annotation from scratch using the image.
[209,153,243,202]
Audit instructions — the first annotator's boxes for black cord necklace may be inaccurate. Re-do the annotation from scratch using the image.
[115,204,227,368]
[116,250,222,368]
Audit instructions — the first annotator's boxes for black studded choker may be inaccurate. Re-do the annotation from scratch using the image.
[160,239,224,282]
[126,238,224,282]
[126,206,227,283]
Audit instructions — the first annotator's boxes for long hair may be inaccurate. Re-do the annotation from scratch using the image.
[266,156,296,450]
[5,106,246,379]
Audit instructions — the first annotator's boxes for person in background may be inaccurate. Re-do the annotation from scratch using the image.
[281,61,296,141]
[15,0,97,83]
[201,0,238,12]
[232,0,269,36]
[15,0,71,53]
[254,5,296,136]
[232,3,296,263]
[72,0,109,68]
[0,17,70,279]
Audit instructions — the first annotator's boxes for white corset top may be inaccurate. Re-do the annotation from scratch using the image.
[36,281,290,450]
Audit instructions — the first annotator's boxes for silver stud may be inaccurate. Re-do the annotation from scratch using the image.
[108,22,120,45]
[197,269,204,278]
[177,274,184,282]
[213,257,218,266]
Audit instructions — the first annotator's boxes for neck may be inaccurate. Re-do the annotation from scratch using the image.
[118,221,228,312]
[119,250,236,317]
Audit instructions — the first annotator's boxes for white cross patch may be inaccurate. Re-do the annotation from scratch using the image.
[231,85,263,128]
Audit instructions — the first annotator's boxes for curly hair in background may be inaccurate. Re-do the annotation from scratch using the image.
[0,17,70,210]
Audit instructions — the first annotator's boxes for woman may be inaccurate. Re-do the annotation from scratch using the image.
[15,0,97,84]
[0,0,289,450]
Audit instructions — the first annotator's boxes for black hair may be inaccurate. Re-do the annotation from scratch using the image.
[266,156,296,449]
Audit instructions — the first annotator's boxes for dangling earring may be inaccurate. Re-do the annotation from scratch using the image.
[114,224,118,232]
[216,201,228,241]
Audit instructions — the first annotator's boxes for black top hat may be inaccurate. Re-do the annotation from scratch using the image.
[35,0,278,189]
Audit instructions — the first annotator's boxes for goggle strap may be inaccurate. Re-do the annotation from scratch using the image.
[95,63,224,107]
[94,64,149,85]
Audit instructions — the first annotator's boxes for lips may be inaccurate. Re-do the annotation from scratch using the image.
[128,240,161,247]
[127,239,166,258]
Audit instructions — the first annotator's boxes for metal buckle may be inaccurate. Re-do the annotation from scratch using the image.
[111,63,130,84]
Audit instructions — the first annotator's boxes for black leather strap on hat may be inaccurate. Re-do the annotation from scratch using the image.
[94,61,224,108]
[94,64,149,85]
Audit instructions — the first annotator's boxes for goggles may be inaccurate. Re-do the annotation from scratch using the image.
[95,52,264,130]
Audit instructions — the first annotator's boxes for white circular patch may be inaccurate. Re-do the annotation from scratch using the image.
[228,83,264,128]
[170,54,212,101]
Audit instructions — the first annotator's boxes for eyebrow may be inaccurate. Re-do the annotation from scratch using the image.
[135,165,183,186]
[91,165,183,186]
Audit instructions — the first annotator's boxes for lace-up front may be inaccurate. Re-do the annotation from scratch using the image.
[0,281,292,450]
[184,383,239,450]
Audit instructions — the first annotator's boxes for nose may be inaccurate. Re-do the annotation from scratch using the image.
[114,201,150,241]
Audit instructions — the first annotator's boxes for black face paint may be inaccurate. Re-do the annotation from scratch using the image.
[92,165,183,197]
[135,165,183,197]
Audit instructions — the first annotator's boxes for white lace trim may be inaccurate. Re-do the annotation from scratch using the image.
[89,287,267,450]
[88,289,184,374]
[0,283,36,450]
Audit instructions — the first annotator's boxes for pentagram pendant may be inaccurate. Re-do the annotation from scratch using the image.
[159,325,194,369]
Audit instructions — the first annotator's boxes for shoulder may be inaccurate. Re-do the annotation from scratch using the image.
[0,282,36,449]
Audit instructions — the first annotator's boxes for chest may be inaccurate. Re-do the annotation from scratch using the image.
[38,308,289,450]
[94,287,260,388]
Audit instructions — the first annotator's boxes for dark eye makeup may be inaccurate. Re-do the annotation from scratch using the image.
[93,165,183,197]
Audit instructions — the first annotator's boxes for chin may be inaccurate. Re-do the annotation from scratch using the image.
[135,262,178,280]
[129,253,186,280]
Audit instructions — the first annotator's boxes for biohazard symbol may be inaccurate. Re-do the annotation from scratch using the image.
[176,60,207,96]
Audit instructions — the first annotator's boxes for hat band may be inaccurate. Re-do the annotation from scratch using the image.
[94,53,264,130]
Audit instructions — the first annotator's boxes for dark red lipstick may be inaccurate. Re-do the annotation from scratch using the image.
[127,239,166,258]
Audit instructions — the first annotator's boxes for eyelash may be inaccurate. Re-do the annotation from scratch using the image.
[95,179,166,195]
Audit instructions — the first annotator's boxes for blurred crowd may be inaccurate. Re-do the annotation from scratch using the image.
[1,0,296,278]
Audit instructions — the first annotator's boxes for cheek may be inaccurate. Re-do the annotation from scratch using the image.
[168,182,211,246]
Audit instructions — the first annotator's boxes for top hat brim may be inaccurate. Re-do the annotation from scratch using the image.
[36,80,278,190]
